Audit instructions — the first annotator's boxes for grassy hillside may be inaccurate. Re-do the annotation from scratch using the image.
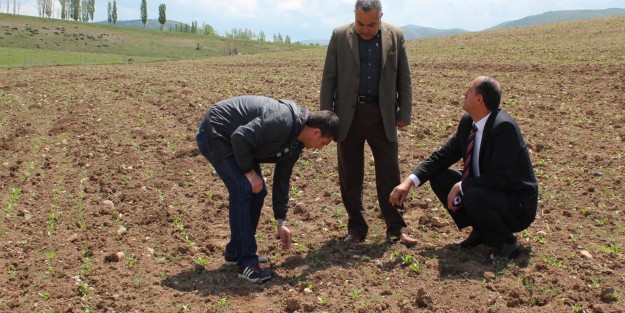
[408,16,625,66]
[489,8,625,30]
[0,13,311,67]
[402,25,469,40]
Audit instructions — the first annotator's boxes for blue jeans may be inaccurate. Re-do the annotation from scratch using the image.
[197,125,266,267]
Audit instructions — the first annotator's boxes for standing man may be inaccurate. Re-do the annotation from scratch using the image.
[390,76,538,259]
[196,96,339,282]
[320,0,417,245]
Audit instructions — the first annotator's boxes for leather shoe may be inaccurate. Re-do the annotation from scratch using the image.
[398,233,418,247]
[454,229,483,247]
[492,239,521,260]
[387,233,418,247]
[343,234,364,244]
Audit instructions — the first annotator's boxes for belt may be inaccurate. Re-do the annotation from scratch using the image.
[357,96,379,104]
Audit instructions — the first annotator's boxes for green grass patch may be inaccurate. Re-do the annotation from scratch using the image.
[0,47,161,67]
[0,13,312,67]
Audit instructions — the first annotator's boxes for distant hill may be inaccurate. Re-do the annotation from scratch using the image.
[401,25,469,40]
[95,19,184,30]
[488,8,625,30]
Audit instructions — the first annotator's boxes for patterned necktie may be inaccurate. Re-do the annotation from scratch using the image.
[461,124,478,181]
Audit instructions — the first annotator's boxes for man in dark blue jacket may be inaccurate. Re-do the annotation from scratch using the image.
[196,96,339,283]
[390,76,537,260]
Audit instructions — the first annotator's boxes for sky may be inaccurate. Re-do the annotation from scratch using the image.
[9,0,625,41]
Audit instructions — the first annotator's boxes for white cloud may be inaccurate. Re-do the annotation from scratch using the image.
[276,0,303,11]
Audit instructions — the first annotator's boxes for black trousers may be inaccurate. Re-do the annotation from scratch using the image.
[337,102,407,238]
[430,169,531,247]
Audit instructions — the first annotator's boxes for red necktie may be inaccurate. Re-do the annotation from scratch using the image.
[461,124,478,181]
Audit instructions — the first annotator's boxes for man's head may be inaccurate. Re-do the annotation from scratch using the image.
[354,0,383,40]
[299,110,339,149]
[463,76,501,118]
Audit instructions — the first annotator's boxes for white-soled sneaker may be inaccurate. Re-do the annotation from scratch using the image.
[237,265,271,283]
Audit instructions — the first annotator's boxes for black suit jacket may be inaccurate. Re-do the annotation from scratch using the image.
[413,109,538,226]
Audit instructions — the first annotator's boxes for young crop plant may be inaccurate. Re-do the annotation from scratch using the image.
[308,250,323,267]
[193,256,208,268]
[47,205,59,236]
[217,297,228,310]
[45,252,56,272]
[5,187,22,216]
[127,254,139,268]
[347,289,362,300]
[601,243,623,258]
[173,215,196,250]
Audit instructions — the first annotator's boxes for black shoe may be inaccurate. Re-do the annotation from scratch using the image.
[454,229,483,247]
[490,238,521,260]
[237,265,271,283]
[225,255,268,266]
[343,234,364,244]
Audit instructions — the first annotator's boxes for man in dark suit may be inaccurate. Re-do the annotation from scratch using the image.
[320,0,417,245]
[390,76,538,259]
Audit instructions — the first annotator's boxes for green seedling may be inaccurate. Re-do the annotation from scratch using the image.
[5,187,22,216]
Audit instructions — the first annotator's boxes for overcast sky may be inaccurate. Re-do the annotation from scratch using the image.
[11,0,625,41]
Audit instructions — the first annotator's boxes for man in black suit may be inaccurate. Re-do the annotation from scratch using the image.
[390,76,538,259]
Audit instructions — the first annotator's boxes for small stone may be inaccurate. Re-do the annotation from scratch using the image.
[147,247,155,255]
[117,226,127,235]
[415,287,432,308]
[484,272,496,282]
[580,250,593,259]
[104,253,120,263]
[293,202,305,214]
[303,288,312,293]
[116,251,125,259]
[600,287,617,302]
[285,298,300,311]
[593,172,603,177]
[103,200,114,206]
[68,233,79,242]
[431,216,449,227]
[418,215,431,225]
[536,231,547,236]
[423,243,436,249]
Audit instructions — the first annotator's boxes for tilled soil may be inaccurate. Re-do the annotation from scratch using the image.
[1,19,625,313]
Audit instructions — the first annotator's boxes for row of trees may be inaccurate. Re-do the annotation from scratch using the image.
[223,28,292,44]
[2,0,20,14]
[8,0,298,44]
[35,0,94,22]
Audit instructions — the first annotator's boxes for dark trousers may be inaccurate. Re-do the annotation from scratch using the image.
[337,102,407,238]
[197,126,265,267]
[429,169,530,247]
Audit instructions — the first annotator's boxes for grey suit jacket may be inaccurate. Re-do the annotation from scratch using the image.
[320,22,412,142]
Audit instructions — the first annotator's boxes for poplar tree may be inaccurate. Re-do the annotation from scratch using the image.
[61,0,68,20]
[140,0,147,28]
[88,0,95,22]
[70,0,79,21]
[81,0,88,21]
[107,1,111,23]
[158,3,166,30]
[112,0,117,24]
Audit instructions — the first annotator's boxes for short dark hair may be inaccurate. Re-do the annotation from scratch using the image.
[475,77,501,111]
[306,110,340,141]
[355,0,382,12]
